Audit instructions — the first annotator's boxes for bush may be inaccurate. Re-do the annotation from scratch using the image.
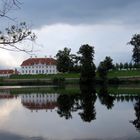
[108,77,120,84]
[52,76,65,85]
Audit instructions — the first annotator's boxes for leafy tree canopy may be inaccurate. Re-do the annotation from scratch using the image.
[129,34,140,65]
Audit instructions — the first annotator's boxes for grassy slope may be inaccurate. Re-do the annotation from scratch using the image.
[5,70,140,80]
[2,85,140,95]
[10,73,80,79]
[108,70,140,78]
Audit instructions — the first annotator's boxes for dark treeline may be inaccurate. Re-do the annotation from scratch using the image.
[2,85,140,129]
[17,85,140,125]
[114,62,139,70]
[56,44,96,84]
[55,33,140,84]
[56,84,140,132]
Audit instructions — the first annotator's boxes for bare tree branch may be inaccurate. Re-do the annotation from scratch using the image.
[0,0,21,18]
[0,0,37,53]
[0,22,36,53]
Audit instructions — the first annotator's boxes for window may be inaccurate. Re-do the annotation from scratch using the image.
[46,70,48,73]
[32,70,34,73]
[36,70,38,74]
[22,70,24,73]
[39,70,41,73]
[42,70,44,74]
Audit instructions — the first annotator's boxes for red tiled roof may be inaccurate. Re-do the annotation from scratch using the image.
[21,58,57,66]
[0,69,14,74]
[0,94,14,99]
[22,102,58,110]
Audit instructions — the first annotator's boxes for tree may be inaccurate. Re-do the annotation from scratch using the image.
[98,85,115,109]
[124,62,129,70]
[0,0,36,53]
[103,56,114,71]
[69,54,81,73]
[115,63,120,70]
[130,98,140,131]
[119,62,123,70]
[79,84,97,122]
[0,0,20,18]
[98,61,108,82]
[129,34,140,67]
[57,94,74,119]
[129,62,133,70]
[97,56,114,83]
[78,44,96,83]
[56,47,73,73]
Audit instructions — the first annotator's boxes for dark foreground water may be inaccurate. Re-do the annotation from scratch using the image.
[0,85,140,140]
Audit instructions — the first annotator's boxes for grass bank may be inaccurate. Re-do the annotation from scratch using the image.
[108,70,140,78]
[10,73,80,79]
[10,70,140,79]
[0,70,139,86]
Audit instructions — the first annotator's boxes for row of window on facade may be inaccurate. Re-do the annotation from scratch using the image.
[22,94,58,98]
[22,69,56,74]
[22,65,55,69]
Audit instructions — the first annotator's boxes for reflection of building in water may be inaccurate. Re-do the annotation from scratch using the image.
[21,94,59,111]
[0,91,15,99]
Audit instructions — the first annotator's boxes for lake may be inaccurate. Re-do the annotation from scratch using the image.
[0,85,140,140]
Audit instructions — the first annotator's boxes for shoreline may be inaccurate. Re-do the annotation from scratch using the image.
[0,76,140,86]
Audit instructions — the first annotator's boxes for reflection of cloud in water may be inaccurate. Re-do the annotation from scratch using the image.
[0,131,140,140]
[0,131,25,140]
[74,137,140,140]
[0,100,20,120]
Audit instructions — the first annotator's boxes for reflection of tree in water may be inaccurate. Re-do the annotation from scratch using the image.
[79,84,97,122]
[98,85,115,109]
[57,94,75,119]
[131,97,140,131]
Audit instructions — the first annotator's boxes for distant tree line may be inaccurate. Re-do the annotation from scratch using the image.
[55,34,140,84]
[114,62,138,70]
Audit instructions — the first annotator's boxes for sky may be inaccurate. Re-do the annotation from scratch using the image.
[0,0,140,68]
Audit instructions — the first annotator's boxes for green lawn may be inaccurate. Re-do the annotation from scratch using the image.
[9,70,140,80]
[10,73,80,79]
[108,70,140,78]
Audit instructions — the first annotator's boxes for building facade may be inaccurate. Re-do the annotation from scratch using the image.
[20,57,58,75]
[0,69,15,77]
[21,93,59,111]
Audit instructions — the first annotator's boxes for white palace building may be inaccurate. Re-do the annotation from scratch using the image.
[20,57,58,75]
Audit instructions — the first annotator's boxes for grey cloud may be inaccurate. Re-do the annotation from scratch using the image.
[0,131,47,140]
[5,0,140,28]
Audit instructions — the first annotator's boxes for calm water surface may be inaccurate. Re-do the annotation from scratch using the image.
[0,85,140,140]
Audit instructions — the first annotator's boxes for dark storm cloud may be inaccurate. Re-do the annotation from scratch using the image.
[10,0,140,28]
[0,131,46,140]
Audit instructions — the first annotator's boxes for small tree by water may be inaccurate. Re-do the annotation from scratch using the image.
[98,56,114,83]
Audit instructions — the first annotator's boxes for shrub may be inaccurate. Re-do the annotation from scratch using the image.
[52,76,65,85]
